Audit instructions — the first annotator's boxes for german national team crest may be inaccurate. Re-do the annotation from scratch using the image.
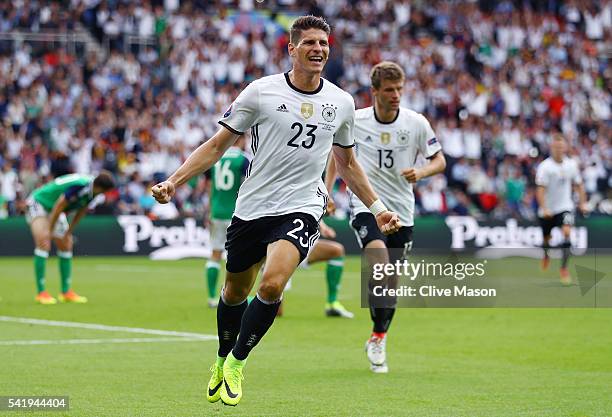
[397,130,409,144]
[380,132,391,145]
[322,104,337,122]
[301,103,314,119]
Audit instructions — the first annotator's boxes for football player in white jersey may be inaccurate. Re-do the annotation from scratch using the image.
[152,16,400,406]
[327,61,446,373]
[535,134,587,284]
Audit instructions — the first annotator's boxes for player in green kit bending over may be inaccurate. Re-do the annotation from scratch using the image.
[205,136,249,308]
[26,172,115,304]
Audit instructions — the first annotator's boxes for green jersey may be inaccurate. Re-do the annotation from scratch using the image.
[32,174,95,213]
[209,147,249,220]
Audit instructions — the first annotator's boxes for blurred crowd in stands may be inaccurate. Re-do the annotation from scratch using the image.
[0,0,610,220]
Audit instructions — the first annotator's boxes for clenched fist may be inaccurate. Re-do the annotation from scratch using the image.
[401,168,423,183]
[375,211,401,235]
[152,181,176,204]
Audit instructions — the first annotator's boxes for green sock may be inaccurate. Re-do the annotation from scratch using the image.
[58,251,72,293]
[326,257,344,303]
[34,249,48,293]
[206,261,220,299]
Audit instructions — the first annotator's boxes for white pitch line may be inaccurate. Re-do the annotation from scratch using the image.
[0,337,208,346]
[93,264,196,273]
[0,316,216,340]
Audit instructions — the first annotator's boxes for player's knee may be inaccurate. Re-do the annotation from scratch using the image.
[258,280,284,301]
[36,234,51,252]
[38,240,51,252]
[57,235,73,251]
[331,242,345,258]
[366,239,386,250]
[223,284,249,304]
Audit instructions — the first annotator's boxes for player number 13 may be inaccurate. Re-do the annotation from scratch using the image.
[377,149,394,168]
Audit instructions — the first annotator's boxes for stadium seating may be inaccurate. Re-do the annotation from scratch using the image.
[0,0,609,219]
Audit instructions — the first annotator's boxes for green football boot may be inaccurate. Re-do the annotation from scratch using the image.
[206,356,225,403]
[220,352,246,406]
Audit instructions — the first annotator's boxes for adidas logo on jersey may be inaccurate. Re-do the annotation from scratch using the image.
[365,136,373,142]
[276,104,289,112]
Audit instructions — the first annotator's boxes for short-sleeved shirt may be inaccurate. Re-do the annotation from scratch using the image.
[209,146,249,220]
[218,72,355,222]
[348,107,441,226]
[535,157,582,216]
[31,174,95,213]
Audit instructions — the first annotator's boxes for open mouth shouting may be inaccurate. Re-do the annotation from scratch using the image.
[308,56,325,63]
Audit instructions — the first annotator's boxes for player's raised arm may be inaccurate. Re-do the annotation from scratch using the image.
[332,145,400,235]
[152,127,239,203]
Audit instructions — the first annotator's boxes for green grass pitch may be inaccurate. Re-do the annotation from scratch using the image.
[1,256,611,417]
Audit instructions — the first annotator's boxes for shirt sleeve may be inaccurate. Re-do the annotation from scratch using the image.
[535,163,549,186]
[332,95,356,148]
[416,114,442,158]
[218,81,260,135]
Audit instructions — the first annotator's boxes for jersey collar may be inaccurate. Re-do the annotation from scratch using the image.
[284,72,324,95]
[373,107,400,125]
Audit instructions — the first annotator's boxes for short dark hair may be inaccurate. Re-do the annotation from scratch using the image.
[93,171,115,191]
[370,61,405,89]
[290,15,330,45]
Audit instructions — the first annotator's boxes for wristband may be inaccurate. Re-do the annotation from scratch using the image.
[369,199,387,216]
